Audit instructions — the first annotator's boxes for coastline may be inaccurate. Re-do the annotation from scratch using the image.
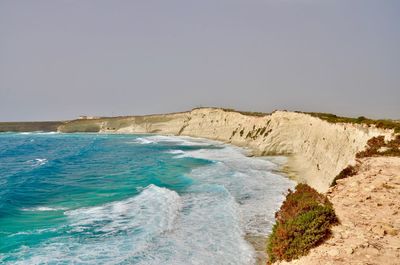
[2,108,394,193]
[57,107,395,192]
[54,108,399,264]
[1,108,398,264]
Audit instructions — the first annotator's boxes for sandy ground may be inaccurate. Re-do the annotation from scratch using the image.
[276,156,400,265]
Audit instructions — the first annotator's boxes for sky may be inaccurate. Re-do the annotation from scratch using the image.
[0,0,399,121]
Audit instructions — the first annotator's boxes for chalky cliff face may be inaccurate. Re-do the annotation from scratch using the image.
[58,108,393,192]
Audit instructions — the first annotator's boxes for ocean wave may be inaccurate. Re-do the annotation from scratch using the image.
[128,184,255,265]
[3,185,182,265]
[65,184,182,235]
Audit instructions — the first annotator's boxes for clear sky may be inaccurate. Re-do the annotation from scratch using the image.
[1,0,399,121]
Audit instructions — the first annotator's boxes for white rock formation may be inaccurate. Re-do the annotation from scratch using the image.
[58,108,394,192]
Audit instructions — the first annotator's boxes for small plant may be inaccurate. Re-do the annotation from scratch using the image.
[267,184,337,263]
[331,165,358,186]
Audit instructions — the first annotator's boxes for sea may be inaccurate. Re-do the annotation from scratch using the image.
[0,132,294,265]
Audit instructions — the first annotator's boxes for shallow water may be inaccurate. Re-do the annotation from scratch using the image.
[0,133,294,264]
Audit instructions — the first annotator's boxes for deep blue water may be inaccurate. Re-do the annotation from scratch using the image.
[0,133,294,265]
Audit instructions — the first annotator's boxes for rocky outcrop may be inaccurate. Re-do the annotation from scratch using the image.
[58,108,394,192]
[275,157,400,265]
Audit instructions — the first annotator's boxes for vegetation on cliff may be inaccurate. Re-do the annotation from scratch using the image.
[330,165,358,187]
[303,112,400,133]
[266,184,337,263]
[193,107,269,117]
[356,135,400,158]
[330,135,400,187]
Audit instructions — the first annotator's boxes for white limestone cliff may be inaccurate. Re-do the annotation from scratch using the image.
[58,108,393,192]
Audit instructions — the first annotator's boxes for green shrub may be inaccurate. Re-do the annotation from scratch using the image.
[275,184,331,224]
[331,165,358,186]
[267,184,337,263]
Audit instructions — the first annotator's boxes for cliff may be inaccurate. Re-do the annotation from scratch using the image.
[57,108,394,192]
[0,121,63,132]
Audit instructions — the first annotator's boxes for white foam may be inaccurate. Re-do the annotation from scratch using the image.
[26,158,48,167]
[37,132,58,135]
[19,132,58,135]
[21,206,67,212]
[131,135,216,146]
[130,137,155,144]
[166,149,185,155]
[8,228,59,237]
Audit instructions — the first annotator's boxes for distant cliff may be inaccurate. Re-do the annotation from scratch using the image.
[58,108,394,192]
[0,121,63,132]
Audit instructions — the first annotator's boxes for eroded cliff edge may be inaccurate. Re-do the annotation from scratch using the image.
[58,108,394,192]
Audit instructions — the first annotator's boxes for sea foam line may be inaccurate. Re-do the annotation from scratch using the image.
[130,135,217,146]
[21,206,67,212]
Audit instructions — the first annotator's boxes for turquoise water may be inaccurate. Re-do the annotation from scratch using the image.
[0,133,294,265]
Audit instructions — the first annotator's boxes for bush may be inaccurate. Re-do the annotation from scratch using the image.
[267,184,337,263]
[356,135,400,158]
[275,184,331,224]
[331,165,358,186]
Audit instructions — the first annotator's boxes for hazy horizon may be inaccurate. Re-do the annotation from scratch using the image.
[1,0,399,121]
